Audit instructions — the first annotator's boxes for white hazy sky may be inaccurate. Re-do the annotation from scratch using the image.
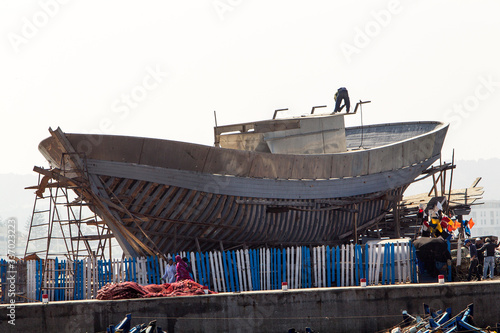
[1,0,500,175]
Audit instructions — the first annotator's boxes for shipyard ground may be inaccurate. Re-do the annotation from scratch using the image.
[1,280,499,333]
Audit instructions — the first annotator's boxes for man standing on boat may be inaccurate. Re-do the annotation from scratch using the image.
[333,87,350,113]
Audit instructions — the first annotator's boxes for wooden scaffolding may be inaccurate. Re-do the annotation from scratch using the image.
[24,161,115,262]
[367,153,484,240]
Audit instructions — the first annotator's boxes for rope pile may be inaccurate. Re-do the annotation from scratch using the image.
[96,280,216,300]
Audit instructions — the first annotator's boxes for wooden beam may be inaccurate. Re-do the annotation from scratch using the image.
[71,234,114,241]
[195,238,202,253]
[446,150,455,215]
[393,198,400,238]
[236,199,315,207]
[470,177,482,188]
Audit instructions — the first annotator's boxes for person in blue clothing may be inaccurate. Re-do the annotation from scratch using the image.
[464,239,481,281]
[333,87,350,113]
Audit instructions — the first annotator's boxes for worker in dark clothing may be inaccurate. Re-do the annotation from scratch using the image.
[478,238,498,279]
[475,238,484,273]
[465,239,481,281]
[333,87,350,113]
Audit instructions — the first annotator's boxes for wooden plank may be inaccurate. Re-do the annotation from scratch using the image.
[254,118,301,133]
[245,249,252,291]
[240,250,247,291]
[319,246,323,288]
[349,244,354,287]
[299,246,302,288]
[355,245,361,285]
[341,245,345,287]
[369,245,375,285]
[204,148,253,177]
[375,245,382,285]
[291,155,331,180]
[218,251,226,292]
[221,251,230,292]
[390,243,395,284]
[209,252,216,292]
[382,244,388,285]
[296,247,301,289]
[142,139,210,172]
[266,248,271,290]
[401,243,407,283]
[236,250,244,292]
[366,245,371,285]
[27,260,35,302]
[397,243,403,284]
[312,247,317,288]
[295,247,299,289]
[276,249,281,289]
[289,248,293,289]
[195,252,203,286]
[93,257,98,298]
[369,145,400,174]
[199,252,207,287]
[230,251,239,292]
[71,234,114,241]
[213,251,222,292]
[256,249,261,291]
[214,122,256,136]
[204,252,211,290]
[190,252,197,283]
[248,249,254,291]
[326,246,331,287]
[317,247,322,288]
[248,153,294,179]
[369,245,374,285]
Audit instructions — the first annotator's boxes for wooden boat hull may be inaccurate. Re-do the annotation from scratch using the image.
[38,119,448,256]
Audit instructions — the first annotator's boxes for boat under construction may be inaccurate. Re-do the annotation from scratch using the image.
[35,107,449,257]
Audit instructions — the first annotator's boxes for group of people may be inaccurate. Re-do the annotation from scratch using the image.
[465,237,499,281]
[161,255,194,283]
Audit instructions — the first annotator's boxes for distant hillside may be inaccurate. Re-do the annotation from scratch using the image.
[0,173,39,231]
[406,158,499,200]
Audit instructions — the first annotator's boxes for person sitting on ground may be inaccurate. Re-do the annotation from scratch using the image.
[175,255,194,282]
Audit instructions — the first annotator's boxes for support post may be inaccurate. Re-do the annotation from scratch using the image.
[195,238,202,254]
[393,198,401,238]
[353,204,359,244]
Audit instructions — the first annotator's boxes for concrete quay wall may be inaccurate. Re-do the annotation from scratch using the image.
[1,281,499,333]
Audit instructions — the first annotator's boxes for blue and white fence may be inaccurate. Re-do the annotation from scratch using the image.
[1,242,417,303]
